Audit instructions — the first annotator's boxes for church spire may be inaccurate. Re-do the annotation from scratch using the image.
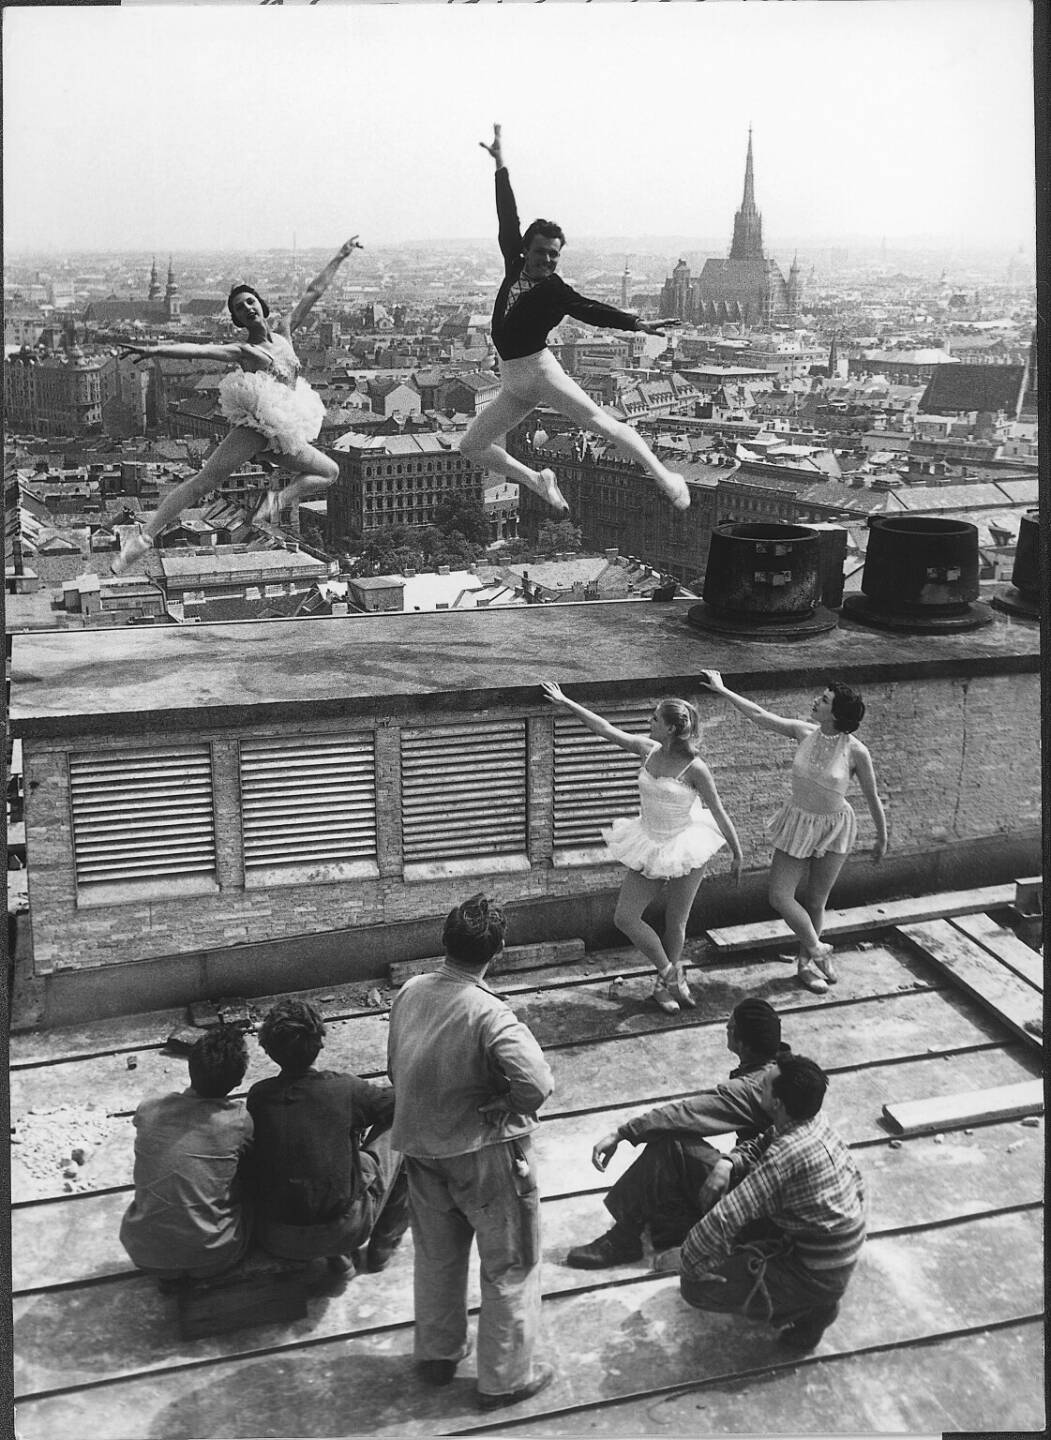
[148,257,160,301]
[742,125,755,208]
[730,128,764,261]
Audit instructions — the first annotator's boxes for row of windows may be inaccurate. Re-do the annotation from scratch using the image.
[66,712,652,892]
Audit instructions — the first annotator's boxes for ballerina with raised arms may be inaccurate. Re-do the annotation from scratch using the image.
[112,237,362,574]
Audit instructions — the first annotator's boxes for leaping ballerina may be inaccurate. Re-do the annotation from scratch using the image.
[112,237,362,574]
[460,125,690,517]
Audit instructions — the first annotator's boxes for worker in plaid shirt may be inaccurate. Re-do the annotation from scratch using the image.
[655,1053,865,1352]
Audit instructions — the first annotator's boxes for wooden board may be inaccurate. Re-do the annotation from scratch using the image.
[706,883,1016,952]
[948,912,1044,990]
[882,1079,1044,1135]
[897,919,1044,1047]
[177,1270,308,1341]
[389,939,585,987]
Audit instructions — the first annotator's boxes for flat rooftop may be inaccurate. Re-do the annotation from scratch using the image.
[9,911,1044,1436]
[8,598,1040,736]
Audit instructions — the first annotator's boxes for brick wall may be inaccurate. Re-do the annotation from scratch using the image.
[20,667,1040,981]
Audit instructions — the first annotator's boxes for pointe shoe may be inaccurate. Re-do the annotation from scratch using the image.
[655,471,690,510]
[533,467,569,514]
[652,971,680,1014]
[796,960,828,995]
[811,946,838,984]
[111,525,154,575]
[669,964,696,1009]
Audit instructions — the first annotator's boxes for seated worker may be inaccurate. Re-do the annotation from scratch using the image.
[120,1027,253,1289]
[246,998,409,1279]
[567,998,788,1268]
[658,1053,865,1352]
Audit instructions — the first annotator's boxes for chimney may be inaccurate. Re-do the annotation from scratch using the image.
[687,521,838,641]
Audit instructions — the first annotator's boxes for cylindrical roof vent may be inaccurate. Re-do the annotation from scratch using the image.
[992,509,1040,621]
[687,522,837,641]
[843,514,993,633]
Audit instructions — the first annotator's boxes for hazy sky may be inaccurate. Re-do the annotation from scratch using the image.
[3,1,1037,255]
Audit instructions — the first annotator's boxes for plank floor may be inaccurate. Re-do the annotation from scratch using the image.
[10,925,1045,1438]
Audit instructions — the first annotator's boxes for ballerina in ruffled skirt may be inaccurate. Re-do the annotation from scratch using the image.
[542,682,743,1014]
[112,237,362,574]
[700,670,889,995]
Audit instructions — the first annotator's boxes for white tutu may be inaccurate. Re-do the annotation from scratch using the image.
[603,811,726,880]
[218,370,326,456]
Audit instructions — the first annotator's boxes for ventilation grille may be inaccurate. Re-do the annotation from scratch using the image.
[401,721,527,862]
[69,745,216,886]
[552,708,651,849]
[240,734,377,869]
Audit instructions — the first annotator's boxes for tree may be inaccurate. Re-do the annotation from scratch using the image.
[432,489,491,547]
[535,518,583,556]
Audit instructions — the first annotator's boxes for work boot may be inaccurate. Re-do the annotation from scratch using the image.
[364,1232,403,1273]
[418,1340,473,1387]
[565,1224,643,1269]
[778,1300,840,1351]
[477,1361,556,1411]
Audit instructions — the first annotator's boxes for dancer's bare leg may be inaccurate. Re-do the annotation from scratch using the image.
[613,869,681,1011]
[261,444,340,522]
[799,850,848,982]
[460,388,569,512]
[661,868,707,1007]
[113,425,266,571]
[531,359,690,510]
[769,850,832,994]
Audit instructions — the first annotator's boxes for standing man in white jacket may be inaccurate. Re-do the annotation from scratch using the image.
[388,893,556,1411]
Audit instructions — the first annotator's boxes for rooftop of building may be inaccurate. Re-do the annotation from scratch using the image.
[8,597,1039,738]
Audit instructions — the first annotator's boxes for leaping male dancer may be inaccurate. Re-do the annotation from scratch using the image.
[460,125,690,515]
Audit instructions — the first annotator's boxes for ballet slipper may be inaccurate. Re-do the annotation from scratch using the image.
[669,964,696,1009]
[796,960,828,995]
[111,525,153,575]
[652,968,680,1014]
[811,946,838,984]
[533,468,569,514]
[654,471,690,510]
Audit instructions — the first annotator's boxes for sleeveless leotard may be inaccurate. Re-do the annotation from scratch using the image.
[218,331,326,456]
[602,754,726,880]
[767,728,857,858]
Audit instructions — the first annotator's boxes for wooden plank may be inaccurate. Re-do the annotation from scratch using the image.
[177,1270,308,1341]
[706,883,1016,952]
[948,912,1044,990]
[389,939,585,988]
[883,1079,1043,1135]
[12,1213,1043,1438]
[897,919,1044,1047]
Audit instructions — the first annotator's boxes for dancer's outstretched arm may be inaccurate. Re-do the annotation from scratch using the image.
[287,236,363,334]
[541,681,652,757]
[120,340,244,364]
[699,669,808,740]
[480,123,524,267]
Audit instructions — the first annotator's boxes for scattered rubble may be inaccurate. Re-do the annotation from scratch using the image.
[10,1104,117,1195]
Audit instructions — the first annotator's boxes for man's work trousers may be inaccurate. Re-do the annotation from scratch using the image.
[680,1218,857,1328]
[606,1134,725,1251]
[406,1138,541,1398]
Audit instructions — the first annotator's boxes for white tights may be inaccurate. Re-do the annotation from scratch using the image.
[460,349,681,493]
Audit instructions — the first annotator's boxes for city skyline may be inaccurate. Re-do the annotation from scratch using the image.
[3,1,1037,257]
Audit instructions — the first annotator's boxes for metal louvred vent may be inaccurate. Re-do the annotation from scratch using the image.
[401,721,527,863]
[552,708,652,849]
[240,735,377,868]
[69,745,216,886]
